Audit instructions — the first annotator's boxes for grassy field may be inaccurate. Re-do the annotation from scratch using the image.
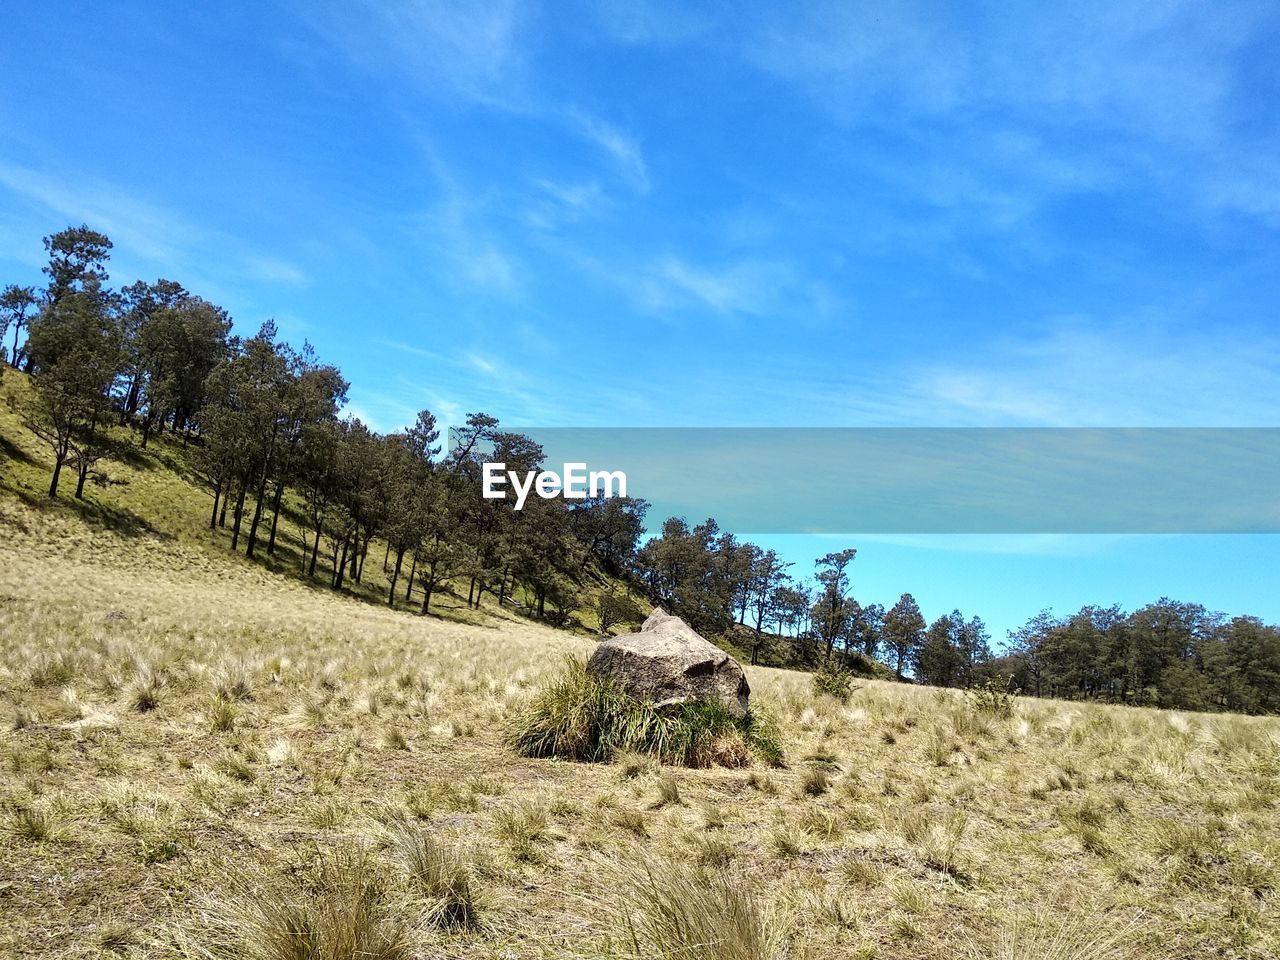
[2,373,1279,959]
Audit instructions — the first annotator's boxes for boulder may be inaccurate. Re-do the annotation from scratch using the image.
[587,608,750,719]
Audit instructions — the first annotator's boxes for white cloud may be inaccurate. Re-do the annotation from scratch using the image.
[736,1,1278,229]
[913,316,1280,426]
[0,162,202,267]
[245,256,309,286]
[302,0,531,107]
[0,162,302,311]
[586,0,711,46]
[634,255,843,324]
[569,111,650,193]
[740,1,1258,141]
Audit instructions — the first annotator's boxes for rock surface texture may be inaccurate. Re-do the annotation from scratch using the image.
[587,608,750,719]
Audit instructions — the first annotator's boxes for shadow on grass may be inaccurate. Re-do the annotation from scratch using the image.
[5,481,173,541]
[0,433,38,467]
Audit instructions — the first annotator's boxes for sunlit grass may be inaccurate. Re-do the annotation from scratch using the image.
[1,369,1279,959]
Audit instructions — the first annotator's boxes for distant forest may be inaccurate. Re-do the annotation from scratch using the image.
[3,225,1278,715]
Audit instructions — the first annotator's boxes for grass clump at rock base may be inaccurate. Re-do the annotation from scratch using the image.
[510,657,783,768]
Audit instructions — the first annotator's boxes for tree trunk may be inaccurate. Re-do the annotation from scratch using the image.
[48,454,64,499]
[388,547,404,607]
[334,536,349,590]
[75,460,88,499]
[355,537,370,582]
[219,477,233,527]
[266,478,286,556]
[231,480,248,551]
[420,579,435,615]
[245,463,270,558]
[308,518,324,577]
[125,374,141,416]
[405,551,418,600]
[210,480,222,530]
[328,535,341,583]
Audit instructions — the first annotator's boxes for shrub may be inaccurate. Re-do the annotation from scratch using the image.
[509,658,782,768]
[966,675,1018,719]
[695,834,735,867]
[616,750,657,781]
[811,662,854,702]
[29,651,77,688]
[974,910,1158,960]
[613,808,649,836]
[380,727,409,751]
[597,591,644,637]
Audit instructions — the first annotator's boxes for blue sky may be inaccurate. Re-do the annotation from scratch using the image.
[2,2,1279,641]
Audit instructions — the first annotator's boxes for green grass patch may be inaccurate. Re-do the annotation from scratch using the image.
[509,657,782,768]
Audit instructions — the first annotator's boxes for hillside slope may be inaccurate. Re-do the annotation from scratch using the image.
[2,371,1279,959]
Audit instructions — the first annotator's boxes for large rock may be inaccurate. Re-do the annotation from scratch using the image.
[587,608,750,719]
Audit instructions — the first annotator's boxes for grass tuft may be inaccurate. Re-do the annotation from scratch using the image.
[4,800,68,843]
[615,859,778,960]
[390,826,480,930]
[180,845,410,960]
[126,670,164,713]
[208,696,238,733]
[798,766,831,797]
[900,809,968,876]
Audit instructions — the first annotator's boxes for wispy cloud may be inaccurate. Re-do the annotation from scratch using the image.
[0,162,202,267]
[0,162,305,308]
[629,255,843,325]
[407,158,525,296]
[736,1,1278,228]
[364,340,589,435]
[740,2,1256,142]
[245,256,309,287]
[521,178,606,229]
[301,0,531,108]
[304,2,653,199]
[585,0,711,46]
[913,316,1280,426]
[569,111,650,193]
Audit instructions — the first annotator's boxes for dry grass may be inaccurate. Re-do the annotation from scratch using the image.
[2,378,1279,958]
[613,859,780,960]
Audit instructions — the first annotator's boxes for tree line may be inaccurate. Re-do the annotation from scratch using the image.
[630,517,1280,713]
[0,226,648,619]
[3,226,1278,714]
